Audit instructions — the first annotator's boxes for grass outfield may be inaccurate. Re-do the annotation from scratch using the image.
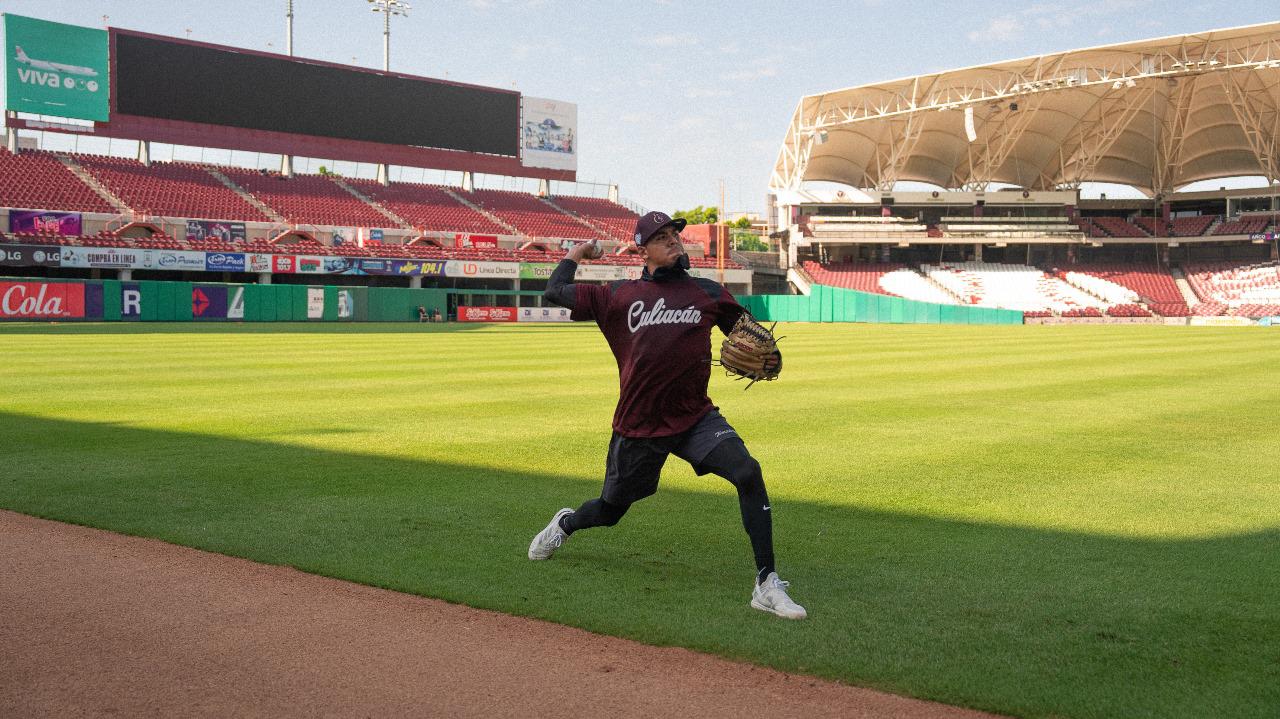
[1,322,1278,718]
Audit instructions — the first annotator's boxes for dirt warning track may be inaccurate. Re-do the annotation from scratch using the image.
[0,510,998,718]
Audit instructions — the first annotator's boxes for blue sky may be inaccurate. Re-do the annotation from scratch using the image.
[0,0,1274,214]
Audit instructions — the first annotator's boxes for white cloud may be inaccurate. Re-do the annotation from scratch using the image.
[720,65,778,82]
[649,33,699,48]
[966,17,1023,43]
[684,87,733,99]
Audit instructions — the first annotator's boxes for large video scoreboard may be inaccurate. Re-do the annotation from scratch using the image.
[3,14,576,180]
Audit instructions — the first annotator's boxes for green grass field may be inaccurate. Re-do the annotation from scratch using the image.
[1,322,1278,718]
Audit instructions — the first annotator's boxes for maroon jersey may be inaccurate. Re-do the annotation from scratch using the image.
[570,266,745,438]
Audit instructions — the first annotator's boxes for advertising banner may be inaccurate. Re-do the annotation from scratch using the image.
[272,255,296,273]
[517,306,572,323]
[0,280,86,319]
[444,260,520,279]
[204,252,246,272]
[0,244,61,267]
[307,287,324,319]
[191,285,229,319]
[228,286,245,319]
[357,259,447,276]
[186,219,246,243]
[4,15,109,122]
[121,282,141,320]
[519,262,557,280]
[337,289,354,319]
[458,306,518,323]
[60,246,145,269]
[8,209,83,235]
[246,253,272,273]
[296,255,325,273]
[454,234,499,248]
[150,250,207,272]
[521,96,577,171]
[574,264,642,281]
[322,256,361,275]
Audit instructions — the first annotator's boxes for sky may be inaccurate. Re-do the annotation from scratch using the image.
[0,0,1275,215]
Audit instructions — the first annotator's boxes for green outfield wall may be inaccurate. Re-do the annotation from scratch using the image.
[738,284,1023,325]
[0,277,449,323]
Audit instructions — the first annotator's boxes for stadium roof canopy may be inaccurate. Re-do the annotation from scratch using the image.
[771,22,1280,197]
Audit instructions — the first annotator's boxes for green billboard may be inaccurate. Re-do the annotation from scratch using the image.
[4,14,109,122]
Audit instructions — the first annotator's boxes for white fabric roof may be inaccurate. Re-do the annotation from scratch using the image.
[772,23,1280,196]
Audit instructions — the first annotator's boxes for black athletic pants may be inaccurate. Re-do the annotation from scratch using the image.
[560,438,775,581]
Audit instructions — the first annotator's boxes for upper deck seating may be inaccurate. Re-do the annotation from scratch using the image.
[0,150,115,213]
[75,155,270,221]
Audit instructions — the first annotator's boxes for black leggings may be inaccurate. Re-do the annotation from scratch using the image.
[560,439,775,580]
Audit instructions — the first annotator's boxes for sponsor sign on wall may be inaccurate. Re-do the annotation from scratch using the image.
[517,306,572,323]
[60,246,145,269]
[574,263,642,281]
[337,289,353,319]
[191,285,229,319]
[521,96,577,171]
[296,255,324,273]
[0,244,61,267]
[228,286,245,319]
[4,14,110,122]
[186,219,246,242]
[204,252,246,272]
[8,210,83,235]
[457,305,518,322]
[454,234,499,248]
[357,259,447,276]
[246,253,272,273]
[519,262,557,280]
[444,260,520,279]
[150,250,207,271]
[307,288,324,319]
[121,282,141,320]
[0,281,86,319]
[272,255,296,273]
[323,256,361,275]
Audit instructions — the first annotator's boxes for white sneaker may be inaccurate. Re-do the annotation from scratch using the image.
[751,572,807,619]
[528,508,573,560]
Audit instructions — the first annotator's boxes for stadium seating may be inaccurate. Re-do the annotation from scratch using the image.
[547,195,642,243]
[920,262,1105,313]
[347,179,507,235]
[1060,264,1189,316]
[0,149,116,213]
[75,155,271,221]
[1213,216,1271,236]
[800,261,905,294]
[877,268,960,305]
[804,216,929,242]
[1185,261,1280,316]
[1171,215,1216,237]
[1087,216,1148,238]
[461,188,600,239]
[221,168,389,227]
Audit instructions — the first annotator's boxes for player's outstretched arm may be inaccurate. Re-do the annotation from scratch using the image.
[543,240,602,310]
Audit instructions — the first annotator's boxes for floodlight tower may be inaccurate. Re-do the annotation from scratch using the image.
[368,0,411,72]
[285,0,294,56]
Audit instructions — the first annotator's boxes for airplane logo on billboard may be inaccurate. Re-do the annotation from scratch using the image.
[14,46,98,76]
[13,46,100,92]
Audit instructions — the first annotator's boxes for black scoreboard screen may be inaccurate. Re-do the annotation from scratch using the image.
[113,33,519,156]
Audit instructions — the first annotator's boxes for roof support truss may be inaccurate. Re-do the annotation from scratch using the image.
[1218,70,1280,183]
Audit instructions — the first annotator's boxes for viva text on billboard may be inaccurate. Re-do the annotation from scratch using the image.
[4,14,109,122]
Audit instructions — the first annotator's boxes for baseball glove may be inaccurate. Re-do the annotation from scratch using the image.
[716,313,783,389]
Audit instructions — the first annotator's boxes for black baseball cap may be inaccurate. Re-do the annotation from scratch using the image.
[632,211,687,246]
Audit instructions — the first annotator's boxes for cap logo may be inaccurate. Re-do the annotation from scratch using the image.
[634,233,643,242]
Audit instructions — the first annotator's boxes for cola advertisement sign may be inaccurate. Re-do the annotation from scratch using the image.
[0,281,86,319]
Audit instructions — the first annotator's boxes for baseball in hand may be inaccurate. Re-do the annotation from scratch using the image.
[584,240,603,259]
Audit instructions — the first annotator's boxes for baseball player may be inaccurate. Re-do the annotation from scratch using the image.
[527,211,806,619]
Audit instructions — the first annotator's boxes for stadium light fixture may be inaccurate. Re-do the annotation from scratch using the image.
[368,0,412,72]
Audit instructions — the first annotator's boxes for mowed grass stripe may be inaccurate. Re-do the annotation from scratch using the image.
[1,322,1277,719]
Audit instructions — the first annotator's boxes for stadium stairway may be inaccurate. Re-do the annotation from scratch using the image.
[206,168,287,224]
[58,155,130,214]
[330,177,414,230]
[539,197,611,241]
[440,188,518,235]
[1170,267,1202,307]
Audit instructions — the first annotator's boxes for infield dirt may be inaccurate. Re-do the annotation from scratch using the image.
[0,510,999,718]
